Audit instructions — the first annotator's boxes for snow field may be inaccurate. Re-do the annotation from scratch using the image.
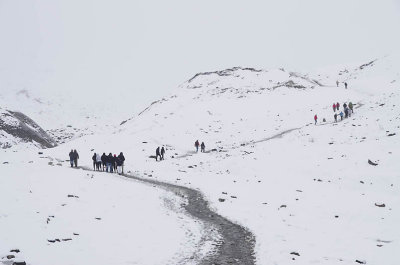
[0,150,210,265]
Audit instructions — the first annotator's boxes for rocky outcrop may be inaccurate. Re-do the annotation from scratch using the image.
[0,108,57,149]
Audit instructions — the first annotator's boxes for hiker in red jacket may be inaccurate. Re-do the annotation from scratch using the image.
[314,114,318,125]
[332,103,336,112]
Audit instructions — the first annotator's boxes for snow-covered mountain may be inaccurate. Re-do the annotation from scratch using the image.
[1,54,399,265]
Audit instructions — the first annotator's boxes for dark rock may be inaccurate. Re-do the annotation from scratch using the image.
[7,255,15,259]
[368,160,378,166]
[3,161,8,164]
[12,262,26,265]
[279,205,287,209]
[222,192,228,195]
[355,260,366,264]
[62,238,72,241]
[290,252,300,256]
[10,249,20,253]
[231,196,237,199]
[387,133,396,137]
[218,198,225,202]
[38,152,43,154]
[95,217,102,220]
[375,203,385,208]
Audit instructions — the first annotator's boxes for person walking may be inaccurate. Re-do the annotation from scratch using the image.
[349,102,354,113]
[345,82,348,89]
[107,153,113,173]
[339,111,344,121]
[195,140,200,152]
[92,153,97,170]
[201,142,205,152]
[68,150,74,167]
[160,147,165,160]
[156,147,161,161]
[101,152,107,171]
[314,114,318,125]
[118,152,125,173]
[113,154,118,172]
[332,103,336,112]
[336,80,339,87]
[96,153,102,171]
[116,156,123,174]
[334,113,338,122]
[336,102,340,111]
[73,149,79,167]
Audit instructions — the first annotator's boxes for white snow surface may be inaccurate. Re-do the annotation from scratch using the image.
[0,150,212,265]
[1,54,400,264]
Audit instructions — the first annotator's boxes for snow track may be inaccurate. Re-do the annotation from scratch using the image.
[77,166,256,265]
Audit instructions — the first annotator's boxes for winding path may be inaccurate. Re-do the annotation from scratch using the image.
[77,166,256,265]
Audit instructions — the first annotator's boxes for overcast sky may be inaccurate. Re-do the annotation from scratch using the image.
[0,0,399,112]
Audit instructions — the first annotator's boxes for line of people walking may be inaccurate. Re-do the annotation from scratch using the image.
[92,152,125,174]
[333,101,354,122]
[336,80,348,89]
[155,146,165,161]
[314,101,355,125]
[195,140,206,152]
[69,149,79,167]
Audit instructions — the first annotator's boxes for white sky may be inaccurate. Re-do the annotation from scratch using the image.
[0,0,399,112]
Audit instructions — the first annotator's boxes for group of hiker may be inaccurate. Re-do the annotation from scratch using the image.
[92,152,125,174]
[195,140,206,153]
[155,146,165,161]
[314,101,354,125]
[69,149,79,167]
[333,102,354,122]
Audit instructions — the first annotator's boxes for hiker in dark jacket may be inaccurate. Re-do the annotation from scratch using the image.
[201,142,205,152]
[116,156,123,174]
[334,113,338,122]
[69,150,74,167]
[161,147,165,160]
[92,153,97,170]
[345,82,348,89]
[195,140,200,152]
[73,150,79,167]
[336,102,340,110]
[156,147,161,161]
[118,152,125,173]
[101,153,107,171]
[107,153,113,172]
[344,107,349,118]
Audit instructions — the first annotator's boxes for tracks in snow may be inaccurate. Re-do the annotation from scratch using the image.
[76,166,256,265]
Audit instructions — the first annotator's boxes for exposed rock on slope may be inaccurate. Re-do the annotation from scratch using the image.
[0,108,57,148]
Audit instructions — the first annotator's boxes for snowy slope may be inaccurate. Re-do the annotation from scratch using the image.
[1,54,399,265]
[47,55,400,264]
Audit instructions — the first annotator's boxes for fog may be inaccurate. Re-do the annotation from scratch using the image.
[0,0,399,112]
